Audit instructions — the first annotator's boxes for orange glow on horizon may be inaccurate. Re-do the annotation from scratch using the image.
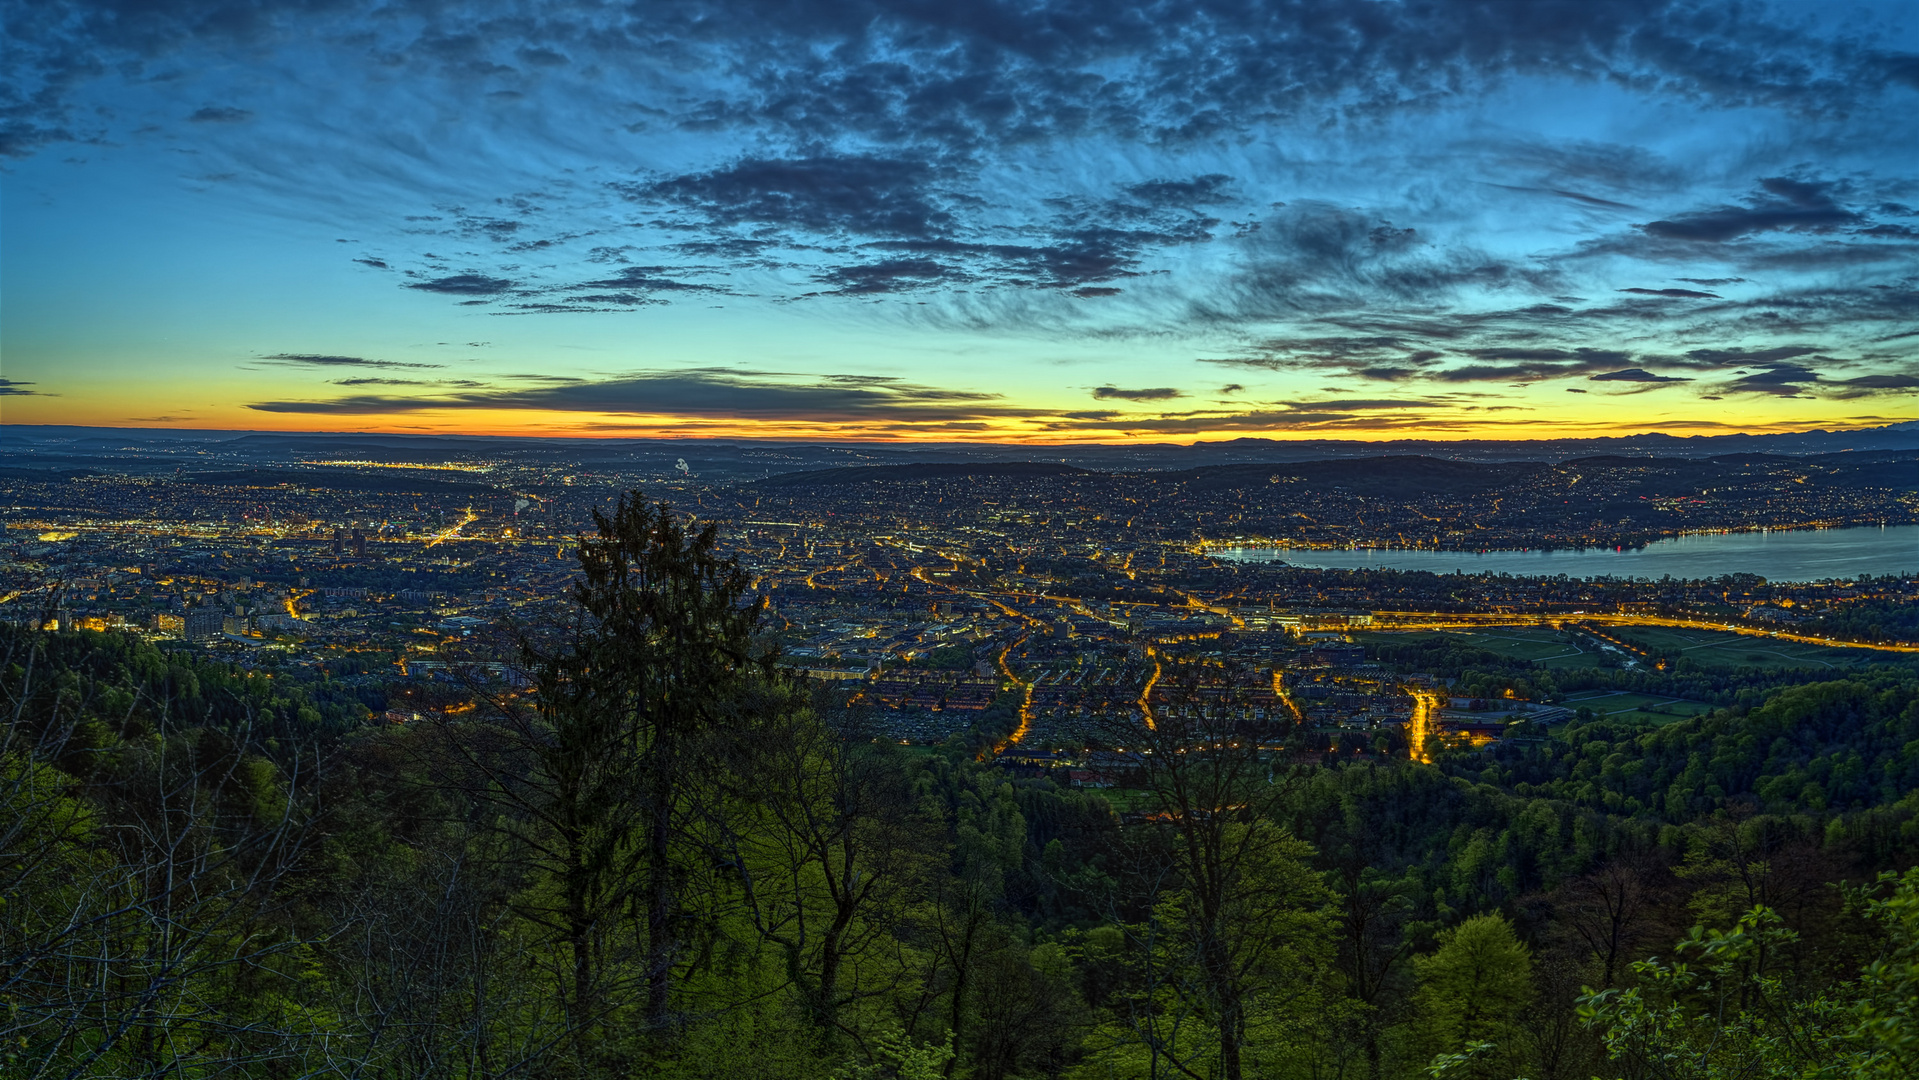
[9,405,1909,445]
[4,383,1910,444]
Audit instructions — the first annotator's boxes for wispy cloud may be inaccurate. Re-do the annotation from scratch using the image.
[258,354,443,370]
[187,106,251,124]
[403,274,517,297]
[246,368,1051,424]
[1590,368,1690,383]
[1640,178,1863,243]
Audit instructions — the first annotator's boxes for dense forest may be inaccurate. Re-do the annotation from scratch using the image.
[4,495,1917,1080]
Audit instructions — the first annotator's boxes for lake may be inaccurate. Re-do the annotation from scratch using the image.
[1209,525,1918,582]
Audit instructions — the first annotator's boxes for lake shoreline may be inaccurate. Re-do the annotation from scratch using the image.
[1208,523,1919,582]
[1199,521,1912,557]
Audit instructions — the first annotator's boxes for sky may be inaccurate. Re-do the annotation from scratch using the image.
[3,0,1918,444]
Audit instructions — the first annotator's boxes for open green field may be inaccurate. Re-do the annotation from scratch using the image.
[1562,689,1716,725]
[1358,628,1605,669]
[1611,624,1892,671]
[1364,625,1907,673]
[1460,628,1609,668]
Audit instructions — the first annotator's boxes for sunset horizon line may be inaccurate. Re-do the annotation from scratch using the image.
[7,417,1915,448]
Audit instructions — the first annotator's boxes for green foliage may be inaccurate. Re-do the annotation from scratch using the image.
[834,1031,956,1080]
[2,633,335,1077]
[1468,676,1919,820]
[1578,908,1831,1080]
[1801,599,1919,645]
[8,496,1919,1079]
[1847,868,1919,1079]
[1577,875,1919,1080]
[1413,914,1534,1078]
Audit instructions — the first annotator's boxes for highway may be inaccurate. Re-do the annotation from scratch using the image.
[1366,611,1918,653]
[285,587,316,621]
[421,506,479,550]
[990,640,1034,754]
[1271,669,1304,724]
[1138,646,1162,731]
[1406,689,1441,764]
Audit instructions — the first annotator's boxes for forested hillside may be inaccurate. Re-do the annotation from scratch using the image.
[5,496,1916,1080]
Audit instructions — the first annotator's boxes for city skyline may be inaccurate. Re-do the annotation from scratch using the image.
[6,0,1919,442]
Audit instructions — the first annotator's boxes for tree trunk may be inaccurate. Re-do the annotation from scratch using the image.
[564,829,595,1055]
[817,897,857,1031]
[1204,931,1244,1080]
[943,904,979,1079]
[645,791,675,1025]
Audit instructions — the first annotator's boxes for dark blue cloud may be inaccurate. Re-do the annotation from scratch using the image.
[1723,364,1824,396]
[1590,368,1689,382]
[187,105,252,123]
[571,266,728,295]
[244,367,1051,422]
[626,155,958,239]
[1123,175,1235,207]
[1619,286,1718,298]
[812,259,967,296]
[1093,386,1182,401]
[403,273,517,296]
[606,155,1229,296]
[5,0,1918,411]
[258,354,442,370]
[1640,177,1864,242]
[13,0,1914,162]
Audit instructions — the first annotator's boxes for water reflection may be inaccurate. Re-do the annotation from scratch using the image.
[1211,525,1918,582]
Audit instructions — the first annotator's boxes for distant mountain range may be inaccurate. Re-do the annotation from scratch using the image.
[750,450,1919,498]
[754,462,1095,487]
[3,421,1917,482]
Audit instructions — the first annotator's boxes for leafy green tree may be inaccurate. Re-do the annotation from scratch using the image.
[1083,811,1335,1080]
[705,685,936,1043]
[569,493,775,1027]
[1130,706,1336,1080]
[1413,913,1535,1080]
[1,629,332,1079]
[1572,876,1919,1080]
[1332,864,1426,1080]
[1577,907,1832,1080]
[432,492,776,1068]
[1549,856,1671,989]
[1848,867,1919,1079]
[834,1029,955,1080]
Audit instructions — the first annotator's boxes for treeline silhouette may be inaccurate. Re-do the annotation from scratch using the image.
[4,494,1916,1080]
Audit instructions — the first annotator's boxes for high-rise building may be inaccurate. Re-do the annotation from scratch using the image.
[183,611,223,640]
[352,530,367,558]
